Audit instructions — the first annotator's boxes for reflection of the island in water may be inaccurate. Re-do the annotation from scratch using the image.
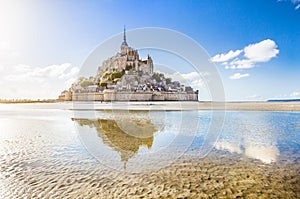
[73,111,158,172]
[76,118,155,163]
[73,110,202,173]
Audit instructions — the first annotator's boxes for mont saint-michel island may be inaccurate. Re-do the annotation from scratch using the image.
[58,28,198,102]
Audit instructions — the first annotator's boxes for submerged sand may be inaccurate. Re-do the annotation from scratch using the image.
[2,150,299,198]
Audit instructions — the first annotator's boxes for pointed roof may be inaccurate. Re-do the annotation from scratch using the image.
[121,25,128,46]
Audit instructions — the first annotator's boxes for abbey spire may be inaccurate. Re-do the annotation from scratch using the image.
[121,25,128,46]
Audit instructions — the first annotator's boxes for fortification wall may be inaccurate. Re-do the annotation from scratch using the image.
[72,91,198,101]
[114,92,153,101]
[72,93,104,101]
[163,92,198,101]
[102,90,153,101]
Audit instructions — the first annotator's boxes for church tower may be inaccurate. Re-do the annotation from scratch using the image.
[121,26,128,55]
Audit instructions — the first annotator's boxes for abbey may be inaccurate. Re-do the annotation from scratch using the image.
[97,27,153,76]
[58,28,198,101]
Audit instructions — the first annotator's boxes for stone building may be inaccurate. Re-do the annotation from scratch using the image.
[58,90,72,101]
[96,27,153,78]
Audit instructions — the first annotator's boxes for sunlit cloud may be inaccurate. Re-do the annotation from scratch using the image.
[244,39,279,62]
[166,71,209,90]
[210,49,242,63]
[211,39,279,70]
[229,73,250,80]
[0,63,79,99]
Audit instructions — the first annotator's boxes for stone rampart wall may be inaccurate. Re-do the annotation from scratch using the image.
[72,93,104,101]
[72,91,198,101]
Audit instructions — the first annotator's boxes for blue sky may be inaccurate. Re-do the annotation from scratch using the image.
[0,0,299,100]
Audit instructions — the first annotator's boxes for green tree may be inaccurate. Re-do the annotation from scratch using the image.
[113,78,120,83]
[80,79,94,87]
[165,78,172,84]
[110,72,123,80]
[99,81,107,87]
[152,72,165,83]
[101,72,109,78]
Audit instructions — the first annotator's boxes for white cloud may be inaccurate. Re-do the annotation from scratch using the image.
[290,91,300,97]
[0,63,79,99]
[167,71,209,82]
[6,63,78,84]
[180,71,200,80]
[190,79,204,89]
[210,49,242,62]
[295,4,300,9]
[229,73,250,80]
[166,71,209,91]
[244,39,279,62]
[59,66,80,79]
[211,39,279,70]
[13,64,32,73]
[228,59,255,69]
[245,94,264,101]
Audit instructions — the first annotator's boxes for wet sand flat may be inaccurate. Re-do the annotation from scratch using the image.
[2,101,300,112]
[1,103,299,198]
[2,151,299,198]
[71,101,300,111]
[198,101,300,112]
[92,152,300,199]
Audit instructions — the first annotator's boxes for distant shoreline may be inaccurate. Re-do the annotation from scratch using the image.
[1,100,300,111]
[198,101,300,112]
[0,99,57,104]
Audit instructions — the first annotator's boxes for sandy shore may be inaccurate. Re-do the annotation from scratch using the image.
[74,101,300,112]
[198,101,300,112]
[2,101,300,111]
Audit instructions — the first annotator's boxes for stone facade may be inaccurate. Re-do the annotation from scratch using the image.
[96,27,153,80]
[58,90,72,101]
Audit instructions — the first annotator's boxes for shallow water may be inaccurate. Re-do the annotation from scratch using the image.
[0,103,299,198]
